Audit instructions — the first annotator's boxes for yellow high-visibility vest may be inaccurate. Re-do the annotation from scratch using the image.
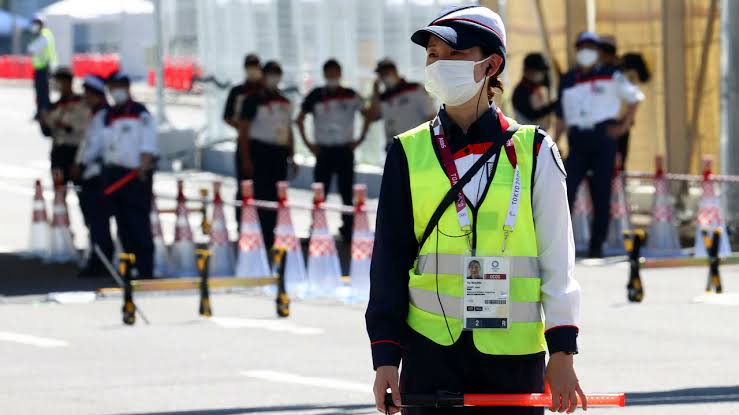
[397,119,546,355]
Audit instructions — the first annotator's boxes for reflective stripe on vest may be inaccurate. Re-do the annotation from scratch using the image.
[409,287,542,322]
[416,253,539,277]
[398,118,546,356]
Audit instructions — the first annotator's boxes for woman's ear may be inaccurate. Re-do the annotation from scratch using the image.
[486,54,504,77]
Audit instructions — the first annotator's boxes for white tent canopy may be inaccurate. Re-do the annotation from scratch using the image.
[40,0,153,20]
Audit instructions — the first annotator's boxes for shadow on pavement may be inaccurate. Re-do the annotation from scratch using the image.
[0,253,114,297]
[116,403,375,415]
[627,385,739,406]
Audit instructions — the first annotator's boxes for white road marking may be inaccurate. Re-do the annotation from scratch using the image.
[692,292,739,306]
[0,331,69,348]
[210,316,324,335]
[241,370,369,393]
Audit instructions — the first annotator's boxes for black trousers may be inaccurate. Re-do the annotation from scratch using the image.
[78,175,114,269]
[565,125,618,251]
[400,329,545,415]
[616,130,630,167]
[50,144,78,183]
[314,144,354,240]
[102,167,154,278]
[251,140,289,249]
[34,67,50,114]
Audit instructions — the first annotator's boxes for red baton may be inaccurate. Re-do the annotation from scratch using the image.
[103,170,139,196]
[386,391,625,408]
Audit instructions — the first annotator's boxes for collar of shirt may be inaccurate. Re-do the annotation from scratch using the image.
[437,104,504,157]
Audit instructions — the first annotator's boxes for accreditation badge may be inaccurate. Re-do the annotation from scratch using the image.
[462,256,510,330]
[275,125,289,146]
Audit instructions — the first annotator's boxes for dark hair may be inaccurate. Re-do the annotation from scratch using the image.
[323,59,341,73]
[263,60,282,75]
[621,52,651,83]
[480,46,503,101]
[243,53,260,68]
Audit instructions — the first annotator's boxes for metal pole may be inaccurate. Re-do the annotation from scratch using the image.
[720,0,739,227]
[153,0,168,125]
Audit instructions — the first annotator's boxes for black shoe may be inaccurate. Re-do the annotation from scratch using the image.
[587,246,604,259]
[77,266,108,278]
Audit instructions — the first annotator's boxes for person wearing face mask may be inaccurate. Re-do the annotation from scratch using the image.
[84,72,158,279]
[367,6,584,415]
[224,54,264,226]
[74,75,114,277]
[237,61,296,249]
[26,17,57,119]
[369,58,436,151]
[296,59,371,242]
[512,53,556,129]
[553,32,644,258]
[41,67,89,185]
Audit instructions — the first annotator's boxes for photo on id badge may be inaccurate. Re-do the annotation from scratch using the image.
[463,257,510,329]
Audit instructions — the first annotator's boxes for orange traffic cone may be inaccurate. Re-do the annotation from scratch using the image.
[349,184,373,301]
[170,179,198,277]
[273,181,307,297]
[235,180,270,278]
[694,156,731,258]
[306,182,342,298]
[604,156,630,256]
[48,171,77,263]
[208,181,235,276]
[150,199,169,277]
[27,179,51,259]
[645,155,682,257]
[571,179,592,254]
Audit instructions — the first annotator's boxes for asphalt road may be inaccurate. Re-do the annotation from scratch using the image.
[0,84,738,414]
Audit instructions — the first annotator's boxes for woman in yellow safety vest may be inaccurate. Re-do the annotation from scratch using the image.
[366,5,586,415]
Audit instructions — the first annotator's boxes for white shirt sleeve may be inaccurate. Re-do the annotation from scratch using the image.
[614,71,645,104]
[27,36,48,55]
[533,130,581,331]
[139,112,159,155]
[80,111,105,164]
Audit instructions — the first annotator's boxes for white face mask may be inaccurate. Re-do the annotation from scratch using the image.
[31,24,41,34]
[110,89,129,105]
[265,75,281,89]
[382,75,399,89]
[325,79,340,89]
[576,49,599,68]
[424,57,490,106]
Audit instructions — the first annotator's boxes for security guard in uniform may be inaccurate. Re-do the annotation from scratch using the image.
[367,6,585,415]
[238,60,295,249]
[553,32,643,258]
[75,75,114,277]
[369,58,436,151]
[41,67,88,184]
[86,72,158,278]
[27,17,57,118]
[512,53,555,129]
[296,59,371,241]
[225,54,264,226]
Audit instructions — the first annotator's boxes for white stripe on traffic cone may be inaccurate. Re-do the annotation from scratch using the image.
[694,156,731,258]
[170,179,198,277]
[208,180,235,276]
[235,180,271,278]
[47,171,78,263]
[273,181,307,297]
[150,199,169,277]
[604,156,630,256]
[306,183,342,298]
[645,155,683,257]
[572,179,592,253]
[349,184,373,301]
[27,179,51,259]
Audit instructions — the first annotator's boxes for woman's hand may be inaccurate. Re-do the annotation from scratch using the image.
[373,365,401,414]
[545,352,587,413]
